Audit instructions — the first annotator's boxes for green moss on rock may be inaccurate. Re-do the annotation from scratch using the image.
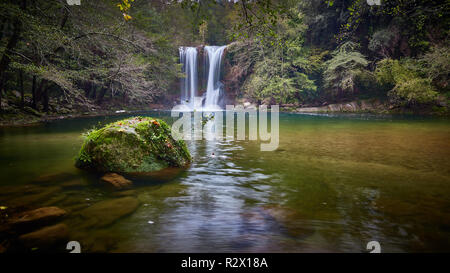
[75,117,191,173]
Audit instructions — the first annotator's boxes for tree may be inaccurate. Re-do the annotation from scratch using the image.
[323,42,369,99]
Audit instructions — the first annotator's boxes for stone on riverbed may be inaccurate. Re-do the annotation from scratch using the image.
[101,173,132,189]
[78,196,139,228]
[112,189,137,197]
[75,116,191,174]
[32,172,79,185]
[0,185,61,209]
[7,187,61,209]
[261,205,315,239]
[19,223,69,250]
[9,206,67,231]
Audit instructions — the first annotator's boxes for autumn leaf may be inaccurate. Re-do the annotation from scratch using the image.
[123,13,132,21]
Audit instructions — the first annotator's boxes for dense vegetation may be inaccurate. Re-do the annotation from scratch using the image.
[0,0,449,123]
[226,0,449,113]
[0,0,184,123]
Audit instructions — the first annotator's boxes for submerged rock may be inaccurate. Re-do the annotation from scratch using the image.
[75,116,191,174]
[60,179,88,189]
[6,186,61,209]
[261,205,315,239]
[78,196,139,228]
[9,206,67,231]
[100,173,132,189]
[32,172,79,185]
[112,190,137,197]
[19,223,69,249]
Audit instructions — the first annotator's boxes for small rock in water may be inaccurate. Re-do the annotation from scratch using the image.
[9,206,67,231]
[19,223,69,249]
[78,197,139,228]
[100,173,132,190]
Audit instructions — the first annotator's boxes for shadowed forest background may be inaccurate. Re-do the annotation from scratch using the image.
[0,0,449,125]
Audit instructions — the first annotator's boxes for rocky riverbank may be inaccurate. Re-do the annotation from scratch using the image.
[294,99,389,113]
[0,99,168,128]
[285,99,448,115]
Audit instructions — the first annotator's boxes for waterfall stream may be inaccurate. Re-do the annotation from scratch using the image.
[179,47,198,109]
[179,45,226,111]
[204,45,227,110]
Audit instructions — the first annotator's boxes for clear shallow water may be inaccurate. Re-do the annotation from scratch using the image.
[1,112,450,252]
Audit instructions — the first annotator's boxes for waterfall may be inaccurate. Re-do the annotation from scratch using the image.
[204,45,227,111]
[179,45,226,111]
[179,47,198,109]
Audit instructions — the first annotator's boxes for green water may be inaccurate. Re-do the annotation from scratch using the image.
[1,112,450,252]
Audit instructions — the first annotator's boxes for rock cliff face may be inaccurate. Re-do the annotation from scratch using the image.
[75,116,191,173]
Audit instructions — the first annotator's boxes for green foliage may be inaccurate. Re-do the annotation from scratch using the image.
[239,7,318,105]
[0,0,184,113]
[353,70,379,98]
[375,59,439,106]
[393,77,438,105]
[417,45,450,91]
[368,28,399,58]
[244,73,302,104]
[323,42,369,97]
[339,0,449,55]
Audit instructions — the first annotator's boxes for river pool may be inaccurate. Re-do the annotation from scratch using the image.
[1,111,449,252]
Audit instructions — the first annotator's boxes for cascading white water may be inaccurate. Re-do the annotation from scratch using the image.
[179,47,198,109]
[179,45,226,111]
[204,45,227,110]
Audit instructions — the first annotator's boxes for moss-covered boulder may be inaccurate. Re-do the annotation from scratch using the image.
[75,117,191,173]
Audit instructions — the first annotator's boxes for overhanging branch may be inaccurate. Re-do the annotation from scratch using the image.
[71,32,146,52]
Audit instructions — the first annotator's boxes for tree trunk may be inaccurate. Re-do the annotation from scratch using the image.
[0,29,20,77]
[0,0,27,112]
[35,79,47,107]
[0,26,20,110]
[0,18,6,42]
[96,87,108,104]
[19,70,24,107]
[91,86,97,99]
[0,0,26,94]
[42,85,49,113]
[0,82,2,112]
[31,76,37,109]
[60,7,69,29]
[85,81,93,97]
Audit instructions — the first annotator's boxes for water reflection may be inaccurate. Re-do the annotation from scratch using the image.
[130,121,281,252]
[0,112,449,252]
